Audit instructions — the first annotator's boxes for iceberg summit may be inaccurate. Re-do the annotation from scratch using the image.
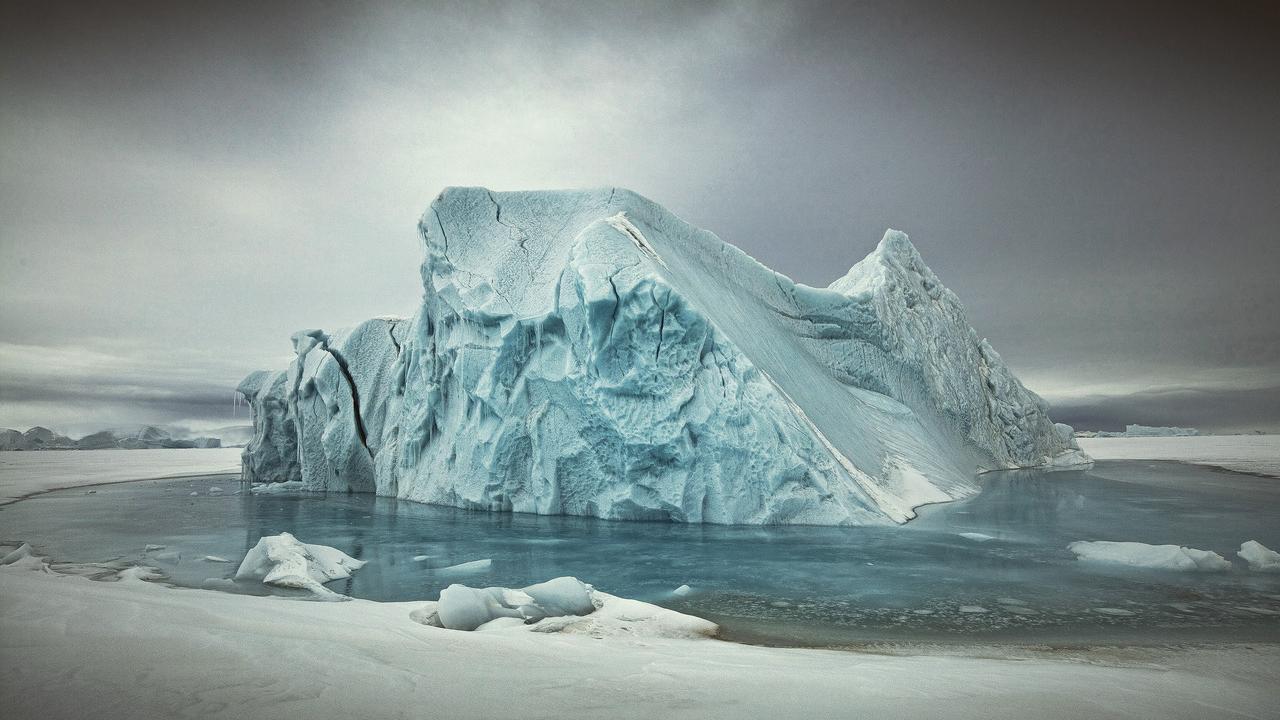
[239,188,1088,525]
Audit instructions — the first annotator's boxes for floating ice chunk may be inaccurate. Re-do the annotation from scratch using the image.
[1239,541,1280,572]
[435,559,493,575]
[1068,541,1231,572]
[189,491,198,496]
[958,533,995,542]
[203,555,233,563]
[143,544,166,552]
[208,486,224,493]
[234,532,366,600]
[412,555,432,562]
[672,584,693,597]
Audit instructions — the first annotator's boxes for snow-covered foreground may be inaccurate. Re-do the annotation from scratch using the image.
[1078,435,1280,478]
[2,559,1277,719]
[0,448,242,504]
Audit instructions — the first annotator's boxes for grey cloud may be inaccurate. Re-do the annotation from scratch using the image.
[1,0,1277,431]
[1050,385,1280,435]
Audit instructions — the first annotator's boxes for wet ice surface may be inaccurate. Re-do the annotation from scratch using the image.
[1,460,1277,647]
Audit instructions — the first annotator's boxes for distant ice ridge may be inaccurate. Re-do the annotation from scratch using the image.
[239,188,1088,525]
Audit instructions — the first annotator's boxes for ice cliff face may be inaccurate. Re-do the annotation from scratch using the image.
[240,188,1088,525]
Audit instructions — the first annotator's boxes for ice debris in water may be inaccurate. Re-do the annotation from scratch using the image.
[1068,541,1231,572]
[673,584,693,597]
[237,187,1090,526]
[234,532,366,600]
[958,533,995,542]
[1239,541,1280,572]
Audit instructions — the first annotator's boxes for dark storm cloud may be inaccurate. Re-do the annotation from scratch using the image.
[1,0,1277,433]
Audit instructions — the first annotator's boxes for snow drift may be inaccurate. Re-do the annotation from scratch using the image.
[240,188,1087,525]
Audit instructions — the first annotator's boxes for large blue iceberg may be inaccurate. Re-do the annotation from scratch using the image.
[239,188,1088,525]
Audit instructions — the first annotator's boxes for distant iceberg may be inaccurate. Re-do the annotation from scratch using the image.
[1086,424,1200,438]
[239,188,1088,525]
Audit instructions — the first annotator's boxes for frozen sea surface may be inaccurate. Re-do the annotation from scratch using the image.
[1078,434,1280,477]
[0,448,243,504]
[1,460,1277,647]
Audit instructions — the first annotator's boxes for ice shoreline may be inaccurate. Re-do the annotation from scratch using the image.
[2,554,1276,720]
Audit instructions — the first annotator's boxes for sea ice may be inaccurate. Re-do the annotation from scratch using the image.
[239,188,1090,525]
[1239,540,1280,572]
[234,532,367,600]
[1068,541,1231,572]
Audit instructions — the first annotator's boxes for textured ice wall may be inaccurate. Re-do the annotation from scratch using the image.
[240,188,1088,524]
[238,370,300,484]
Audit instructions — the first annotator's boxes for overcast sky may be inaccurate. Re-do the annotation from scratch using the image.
[2,0,1277,435]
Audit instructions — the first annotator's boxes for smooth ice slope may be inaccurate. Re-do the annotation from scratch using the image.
[240,188,1086,525]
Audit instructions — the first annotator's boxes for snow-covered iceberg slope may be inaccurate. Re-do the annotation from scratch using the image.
[240,188,1087,525]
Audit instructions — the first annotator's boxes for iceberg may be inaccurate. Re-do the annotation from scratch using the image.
[240,188,1087,525]
[1092,424,1200,438]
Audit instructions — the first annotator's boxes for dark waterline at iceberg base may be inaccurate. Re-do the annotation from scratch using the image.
[2,460,1277,647]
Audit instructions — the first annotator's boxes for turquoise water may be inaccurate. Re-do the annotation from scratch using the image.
[2,460,1277,646]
